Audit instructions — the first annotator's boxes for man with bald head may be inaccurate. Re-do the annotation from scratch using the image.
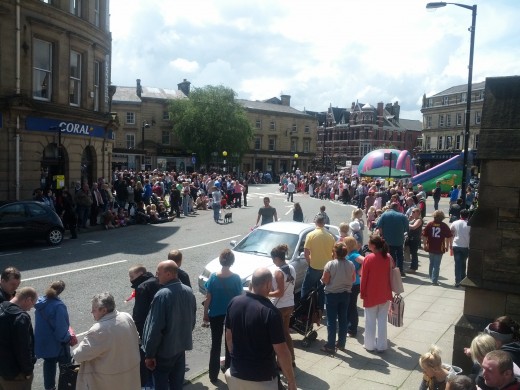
[225,267,296,390]
[142,260,196,390]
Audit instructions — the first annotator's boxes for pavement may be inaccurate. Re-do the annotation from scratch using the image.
[184,198,466,389]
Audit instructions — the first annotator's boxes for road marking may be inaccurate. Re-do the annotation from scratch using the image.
[22,260,128,282]
[0,252,22,257]
[41,246,62,251]
[284,205,294,215]
[178,235,241,251]
[82,240,101,245]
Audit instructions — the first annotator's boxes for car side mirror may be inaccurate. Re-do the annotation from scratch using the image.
[230,240,237,248]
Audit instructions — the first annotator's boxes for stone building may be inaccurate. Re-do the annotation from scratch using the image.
[0,0,114,200]
[237,95,317,175]
[418,82,485,172]
[310,102,422,171]
[452,75,520,371]
[110,79,188,172]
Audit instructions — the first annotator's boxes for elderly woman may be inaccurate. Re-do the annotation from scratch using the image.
[73,292,140,390]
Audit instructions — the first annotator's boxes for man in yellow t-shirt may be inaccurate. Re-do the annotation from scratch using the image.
[301,215,335,310]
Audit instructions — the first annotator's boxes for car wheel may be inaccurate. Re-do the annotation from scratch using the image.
[47,228,63,245]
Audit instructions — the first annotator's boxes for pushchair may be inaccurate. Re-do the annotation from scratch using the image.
[289,286,323,347]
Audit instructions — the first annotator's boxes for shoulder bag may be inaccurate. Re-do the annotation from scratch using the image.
[389,256,404,294]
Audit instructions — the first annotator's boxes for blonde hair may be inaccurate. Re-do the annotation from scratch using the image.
[470,333,496,363]
[351,208,363,220]
[339,222,350,235]
[343,236,358,253]
[419,345,443,370]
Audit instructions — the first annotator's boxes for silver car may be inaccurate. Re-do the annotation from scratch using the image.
[198,221,339,295]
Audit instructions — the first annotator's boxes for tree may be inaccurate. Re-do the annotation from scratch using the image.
[169,85,253,165]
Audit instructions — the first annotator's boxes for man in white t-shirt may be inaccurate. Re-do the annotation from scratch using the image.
[450,209,471,287]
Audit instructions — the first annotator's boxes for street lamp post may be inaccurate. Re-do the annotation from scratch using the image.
[426,1,477,205]
[141,121,150,169]
[222,151,227,173]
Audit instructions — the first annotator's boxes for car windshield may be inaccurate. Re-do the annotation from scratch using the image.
[234,229,300,259]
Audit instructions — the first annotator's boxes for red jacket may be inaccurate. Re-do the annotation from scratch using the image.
[360,252,393,308]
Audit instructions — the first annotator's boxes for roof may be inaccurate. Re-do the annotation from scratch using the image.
[397,119,422,131]
[431,81,486,97]
[237,99,313,117]
[112,86,187,103]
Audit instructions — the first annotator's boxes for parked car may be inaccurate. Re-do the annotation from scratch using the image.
[0,201,64,246]
[198,221,339,295]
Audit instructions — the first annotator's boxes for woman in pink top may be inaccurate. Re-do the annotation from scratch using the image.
[360,235,393,352]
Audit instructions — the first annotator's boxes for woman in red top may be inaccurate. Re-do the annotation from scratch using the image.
[360,235,393,352]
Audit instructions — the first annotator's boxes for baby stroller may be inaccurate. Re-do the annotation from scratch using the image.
[289,286,322,347]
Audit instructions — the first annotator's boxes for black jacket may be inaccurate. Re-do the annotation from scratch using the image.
[0,302,35,379]
[502,341,520,367]
[0,287,12,303]
[131,272,161,337]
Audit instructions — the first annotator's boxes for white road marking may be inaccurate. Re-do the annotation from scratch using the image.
[41,246,62,251]
[22,260,128,282]
[82,240,101,245]
[178,235,241,251]
[0,252,22,257]
[284,205,294,215]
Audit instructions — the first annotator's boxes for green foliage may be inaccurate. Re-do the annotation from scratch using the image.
[169,85,253,164]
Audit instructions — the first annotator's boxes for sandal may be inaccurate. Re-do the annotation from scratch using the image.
[320,345,336,354]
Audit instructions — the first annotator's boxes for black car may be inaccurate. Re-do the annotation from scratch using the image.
[0,201,64,246]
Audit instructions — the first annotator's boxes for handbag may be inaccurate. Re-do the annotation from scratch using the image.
[389,256,404,294]
[57,361,80,390]
[387,294,405,327]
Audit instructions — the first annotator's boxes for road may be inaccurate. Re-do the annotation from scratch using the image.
[0,184,356,387]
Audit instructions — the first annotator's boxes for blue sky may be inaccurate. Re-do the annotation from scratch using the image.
[109,0,520,121]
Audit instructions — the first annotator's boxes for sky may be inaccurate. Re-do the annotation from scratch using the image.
[109,0,520,121]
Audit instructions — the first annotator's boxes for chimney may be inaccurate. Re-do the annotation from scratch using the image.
[393,101,400,120]
[177,79,191,97]
[136,79,142,98]
[280,94,291,106]
[378,102,384,129]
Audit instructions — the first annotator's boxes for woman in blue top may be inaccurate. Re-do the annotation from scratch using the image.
[344,236,365,338]
[203,249,243,384]
[34,280,77,390]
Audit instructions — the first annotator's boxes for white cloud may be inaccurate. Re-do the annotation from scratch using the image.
[109,0,520,121]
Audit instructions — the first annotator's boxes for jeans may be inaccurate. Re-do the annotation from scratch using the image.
[182,196,189,216]
[347,284,360,335]
[43,355,71,390]
[408,240,420,270]
[428,252,443,284]
[324,291,350,349]
[389,245,405,273]
[76,205,89,228]
[209,315,229,382]
[453,247,469,284]
[364,301,390,351]
[213,204,221,222]
[300,267,324,310]
[287,191,294,202]
[153,352,186,390]
[434,198,440,211]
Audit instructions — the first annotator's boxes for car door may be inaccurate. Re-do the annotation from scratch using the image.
[25,202,53,240]
[0,203,28,244]
[289,231,310,293]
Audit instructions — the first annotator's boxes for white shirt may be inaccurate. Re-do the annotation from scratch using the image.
[450,219,471,248]
[270,264,295,309]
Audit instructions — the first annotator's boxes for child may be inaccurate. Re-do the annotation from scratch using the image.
[349,208,365,249]
[367,206,376,231]
[337,222,350,243]
[419,345,462,390]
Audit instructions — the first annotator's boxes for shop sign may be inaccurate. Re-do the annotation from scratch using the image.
[25,116,113,139]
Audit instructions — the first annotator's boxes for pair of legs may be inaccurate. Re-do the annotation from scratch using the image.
[213,204,221,222]
[287,191,294,202]
[208,315,230,382]
[453,247,469,285]
[324,291,350,350]
[277,306,295,363]
[300,267,324,310]
[428,252,444,284]
[364,301,390,352]
[408,240,420,271]
[43,355,71,390]
[388,245,405,274]
[152,352,186,390]
[347,284,360,336]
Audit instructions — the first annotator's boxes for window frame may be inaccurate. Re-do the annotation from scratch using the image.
[475,111,481,125]
[126,112,136,125]
[69,50,82,106]
[270,121,276,131]
[161,131,170,145]
[126,133,135,149]
[268,137,276,152]
[33,39,53,101]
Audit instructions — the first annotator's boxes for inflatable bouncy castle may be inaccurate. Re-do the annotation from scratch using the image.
[358,149,417,177]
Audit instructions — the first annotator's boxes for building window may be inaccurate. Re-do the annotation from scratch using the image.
[33,39,52,101]
[446,114,451,127]
[446,136,452,149]
[304,125,310,133]
[478,90,485,101]
[303,140,310,153]
[443,96,449,106]
[427,98,433,107]
[439,115,445,127]
[461,92,467,102]
[437,136,443,150]
[270,121,276,130]
[94,0,100,26]
[456,135,462,149]
[254,137,261,150]
[93,61,100,111]
[475,111,481,124]
[456,113,463,126]
[126,133,135,149]
[290,139,297,153]
[70,0,81,16]
[474,133,479,149]
[292,124,297,132]
[426,116,432,128]
[255,120,262,129]
[126,112,135,125]
[268,137,276,151]
[162,111,169,120]
[425,136,431,149]
[361,143,371,156]
[161,131,170,145]
[69,51,81,106]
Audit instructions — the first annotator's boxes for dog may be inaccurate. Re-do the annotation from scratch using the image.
[224,212,233,224]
